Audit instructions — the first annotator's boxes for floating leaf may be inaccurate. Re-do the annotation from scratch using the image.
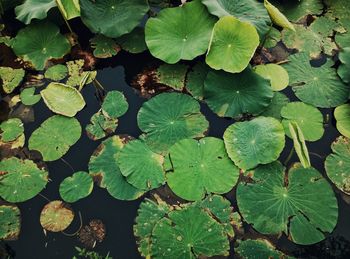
[80,0,149,38]
[90,35,120,59]
[281,102,324,142]
[59,171,93,203]
[66,59,97,87]
[263,27,281,48]
[0,118,24,142]
[40,200,74,232]
[86,111,118,141]
[88,136,144,200]
[41,83,86,117]
[156,64,188,91]
[338,47,350,84]
[288,122,311,168]
[12,21,71,70]
[237,162,338,245]
[261,92,289,120]
[264,0,295,31]
[253,64,289,91]
[101,90,128,119]
[0,157,48,202]
[224,117,285,170]
[335,104,350,138]
[0,203,21,241]
[276,0,323,22]
[116,27,147,54]
[15,0,56,24]
[145,0,216,63]
[44,64,68,81]
[325,0,350,31]
[165,137,239,201]
[29,115,82,161]
[56,0,80,20]
[283,53,349,108]
[20,87,41,106]
[185,62,209,100]
[0,67,25,94]
[203,68,273,118]
[138,92,209,153]
[206,16,259,73]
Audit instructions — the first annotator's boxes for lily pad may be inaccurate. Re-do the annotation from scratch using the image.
[145,0,216,64]
[116,27,147,54]
[185,62,209,100]
[117,139,165,190]
[0,118,24,142]
[0,203,21,240]
[86,111,118,141]
[288,122,311,168]
[281,102,324,142]
[335,104,350,138]
[90,35,120,59]
[165,137,239,201]
[66,59,97,87]
[263,27,281,49]
[203,68,273,118]
[0,157,48,202]
[276,0,323,22]
[45,64,68,81]
[15,0,56,24]
[41,83,86,117]
[325,0,350,31]
[237,162,338,245]
[264,0,295,31]
[137,92,209,153]
[59,171,93,203]
[56,0,80,20]
[29,115,82,161]
[88,136,145,200]
[80,0,149,38]
[12,21,71,70]
[20,87,41,106]
[206,16,259,73]
[223,116,285,170]
[156,64,188,91]
[283,52,349,108]
[253,64,289,91]
[101,90,128,119]
[338,47,350,84]
[40,200,74,232]
[0,67,25,94]
[77,219,106,248]
[261,92,289,120]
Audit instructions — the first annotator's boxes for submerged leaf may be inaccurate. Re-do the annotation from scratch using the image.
[40,200,74,232]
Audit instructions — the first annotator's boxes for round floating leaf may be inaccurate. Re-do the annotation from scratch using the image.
[237,162,338,245]
[261,92,289,120]
[253,64,289,91]
[185,62,209,100]
[137,92,209,153]
[338,47,350,84]
[201,0,271,36]
[15,0,57,24]
[156,63,188,91]
[12,21,71,70]
[89,136,144,200]
[0,157,48,203]
[335,104,350,138]
[117,140,165,190]
[0,67,25,94]
[325,136,350,195]
[0,203,21,240]
[224,117,285,170]
[206,16,259,73]
[20,87,41,106]
[145,0,216,63]
[41,83,86,117]
[116,27,147,54]
[281,102,324,142]
[264,0,295,31]
[59,171,93,203]
[165,137,239,201]
[283,52,349,108]
[90,35,120,59]
[203,68,273,118]
[80,0,149,38]
[44,64,68,81]
[40,200,74,232]
[0,118,24,142]
[86,111,118,141]
[29,115,82,161]
[101,90,128,119]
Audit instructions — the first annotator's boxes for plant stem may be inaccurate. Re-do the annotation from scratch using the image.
[60,158,75,173]
[284,147,295,166]
[55,0,74,34]
[62,211,83,236]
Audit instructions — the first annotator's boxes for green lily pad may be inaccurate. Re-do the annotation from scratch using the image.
[116,27,147,54]
[40,200,74,232]
[223,116,285,170]
[145,0,216,64]
[20,87,41,106]
[101,90,128,119]
[0,118,24,142]
[283,52,349,108]
[66,59,97,87]
[165,137,239,201]
[203,68,273,118]
[185,62,209,100]
[275,0,323,22]
[338,47,350,84]
[281,102,324,142]
[206,16,259,73]
[29,115,82,161]
[41,83,86,117]
[86,111,118,141]
[325,136,350,195]
[137,92,209,153]
[90,35,120,59]
[0,203,21,240]
[288,122,311,168]
[0,67,25,94]
[80,0,149,38]
[45,64,68,81]
[117,139,165,190]
[263,27,281,49]
[0,157,48,203]
[59,171,93,203]
[253,64,289,91]
[88,136,145,200]
[237,162,338,245]
[201,0,271,37]
[15,0,56,24]
[335,104,350,138]
[264,0,295,31]
[156,64,188,91]
[12,21,71,70]
[325,0,350,31]
[261,92,289,120]
[56,0,80,20]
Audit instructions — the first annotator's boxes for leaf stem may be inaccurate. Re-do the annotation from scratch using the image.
[55,0,74,34]
[62,211,83,236]
[284,147,295,166]
[60,158,75,173]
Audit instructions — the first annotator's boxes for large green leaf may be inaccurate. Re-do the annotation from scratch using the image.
[0,67,25,94]
[88,136,144,200]
[145,0,216,63]
[338,47,350,84]
[0,118,24,142]
[261,92,289,120]
[203,68,273,118]
[59,171,93,203]
[272,0,323,22]
[12,21,71,70]
[15,0,57,24]
[80,0,149,38]
[237,162,338,245]
[0,157,48,203]
[40,200,74,232]
[206,16,259,73]
[283,53,349,108]
[223,116,285,170]
[137,92,209,153]
[165,137,239,201]
[335,104,350,138]
[29,115,82,161]
[0,203,21,240]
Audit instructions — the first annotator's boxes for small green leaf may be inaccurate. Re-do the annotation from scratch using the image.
[59,171,93,203]
[45,64,68,81]
[20,87,41,106]
[0,118,24,142]
[253,64,289,91]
